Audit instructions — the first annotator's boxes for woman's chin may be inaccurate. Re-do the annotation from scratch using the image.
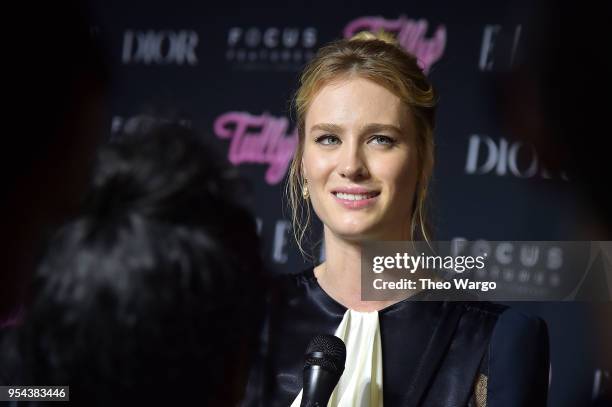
[328,225,381,242]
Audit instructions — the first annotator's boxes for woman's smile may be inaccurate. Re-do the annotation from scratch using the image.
[331,187,381,209]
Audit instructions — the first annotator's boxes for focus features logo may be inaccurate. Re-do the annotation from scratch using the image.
[122,30,199,65]
[465,135,568,180]
[226,27,317,70]
[452,239,564,290]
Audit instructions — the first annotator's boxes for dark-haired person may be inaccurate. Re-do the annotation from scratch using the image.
[243,32,549,406]
[0,125,265,405]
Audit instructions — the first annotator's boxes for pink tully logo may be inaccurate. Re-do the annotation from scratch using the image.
[344,15,446,73]
[214,111,298,185]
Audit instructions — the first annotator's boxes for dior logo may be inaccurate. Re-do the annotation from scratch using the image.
[122,30,199,65]
[465,135,567,180]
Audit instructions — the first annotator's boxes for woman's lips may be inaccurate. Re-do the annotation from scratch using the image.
[331,191,380,209]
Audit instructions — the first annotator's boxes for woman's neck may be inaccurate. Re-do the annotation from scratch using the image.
[314,228,400,312]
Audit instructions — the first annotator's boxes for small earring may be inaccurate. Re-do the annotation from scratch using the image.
[302,180,310,199]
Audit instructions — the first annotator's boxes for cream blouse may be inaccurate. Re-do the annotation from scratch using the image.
[290,309,384,407]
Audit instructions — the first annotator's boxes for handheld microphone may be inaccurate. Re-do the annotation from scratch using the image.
[300,334,346,407]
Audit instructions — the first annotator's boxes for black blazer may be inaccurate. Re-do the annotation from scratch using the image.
[242,268,549,406]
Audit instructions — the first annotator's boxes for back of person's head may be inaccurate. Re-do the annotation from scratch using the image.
[1,124,264,405]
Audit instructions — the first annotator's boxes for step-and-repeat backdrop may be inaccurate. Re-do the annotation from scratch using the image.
[88,1,609,404]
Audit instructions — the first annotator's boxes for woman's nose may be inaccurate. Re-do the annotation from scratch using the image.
[337,142,368,180]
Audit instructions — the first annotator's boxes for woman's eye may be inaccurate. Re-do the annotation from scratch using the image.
[315,134,340,145]
[370,135,396,146]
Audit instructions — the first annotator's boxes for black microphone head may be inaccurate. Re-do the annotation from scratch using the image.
[305,334,346,374]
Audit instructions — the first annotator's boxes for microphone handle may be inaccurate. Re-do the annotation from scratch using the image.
[301,365,341,407]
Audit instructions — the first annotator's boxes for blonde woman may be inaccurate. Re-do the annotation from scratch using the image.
[243,32,549,407]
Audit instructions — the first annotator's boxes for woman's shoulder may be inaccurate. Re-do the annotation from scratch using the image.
[459,302,546,330]
[278,267,316,282]
[440,302,548,362]
[486,304,549,355]
[457,302,548,345]
[458,302,547,340]
[268,267,315,290]
[459,301,509,317]
[484,306,550,404]
[263,267,317,303]
[448,303,549,404]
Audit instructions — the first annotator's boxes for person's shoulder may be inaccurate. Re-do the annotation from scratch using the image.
[265,267,316,303]
[460,301,509,317]
[459,302,547,336]
[498,306,547,332]
[282,267,316,281]
[489,305,549,349]
[485,306,550,404]
[270,267,315,288]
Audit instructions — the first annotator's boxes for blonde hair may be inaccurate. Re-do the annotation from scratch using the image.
[286,31,437,258]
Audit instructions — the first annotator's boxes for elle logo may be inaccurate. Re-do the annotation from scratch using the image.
[479,25,522,71]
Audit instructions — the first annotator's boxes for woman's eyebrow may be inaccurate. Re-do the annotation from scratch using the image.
[310,123,403,135]
[310,123,344,134]
[360,123,403,135]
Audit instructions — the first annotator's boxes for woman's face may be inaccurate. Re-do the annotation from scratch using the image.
[302,76,419,241]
